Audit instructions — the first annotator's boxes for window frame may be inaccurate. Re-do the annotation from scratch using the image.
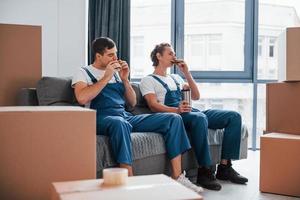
[170,0,260,150]
[171,0,255,82]
[130,0,277,150]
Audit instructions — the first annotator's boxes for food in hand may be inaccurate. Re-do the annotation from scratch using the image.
[171,59,181,64]
[171,59,184,65]
[114,62,122,71]
[115,66,122,71]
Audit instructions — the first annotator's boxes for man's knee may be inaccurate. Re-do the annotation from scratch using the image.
[228,111,242,123]
[105,116,132,132]
[168,113,185,126]
[169,112,182,120]
[107,116,129,124]
[159,112,183,122]
[194,113,208,125]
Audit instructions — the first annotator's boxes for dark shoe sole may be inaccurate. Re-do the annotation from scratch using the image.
[196,181,222,191]
[216,175,248,184]
[230,179,248,184]
[200,184,222,191]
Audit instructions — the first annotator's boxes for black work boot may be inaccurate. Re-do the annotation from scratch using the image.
[197,167,222,191]
[216,161,248,184]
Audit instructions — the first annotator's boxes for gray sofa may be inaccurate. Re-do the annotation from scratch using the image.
[18,77,248,179]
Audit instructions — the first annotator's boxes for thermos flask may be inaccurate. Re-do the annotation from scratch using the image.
[181,89,191,105]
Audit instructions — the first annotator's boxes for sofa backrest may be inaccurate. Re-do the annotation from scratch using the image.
[36,77,79,106]
[20,77,152,114]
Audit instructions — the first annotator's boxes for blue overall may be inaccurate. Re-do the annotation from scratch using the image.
[83,68,191,165]
[150,75,242,167]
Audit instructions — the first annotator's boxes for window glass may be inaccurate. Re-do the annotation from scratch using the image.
[184,0,246,71]
[130,0,171,79]
[192,83,253,146]
[256,84,267,148]
[258,0,300,80]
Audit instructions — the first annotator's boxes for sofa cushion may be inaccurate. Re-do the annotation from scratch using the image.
[36,77,79,106]
[96,132,166,170]
[96,124,249,171]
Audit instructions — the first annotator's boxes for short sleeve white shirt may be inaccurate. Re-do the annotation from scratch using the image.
[72,64,120,87]
[140,74,185,104]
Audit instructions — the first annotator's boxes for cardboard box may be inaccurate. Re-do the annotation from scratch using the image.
[51,174,203,200]
[0,24,42,106]
[278,27,300,82]
[0,106,96,200]
[260,133,300,197]
[266,82,300,135]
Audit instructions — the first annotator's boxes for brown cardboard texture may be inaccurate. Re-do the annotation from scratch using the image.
[51,174,203,200]
[260,133,300,197]
[0,24,42,106]
[266,82,300,135]
[278,27,300,82]
[0,106,96,200]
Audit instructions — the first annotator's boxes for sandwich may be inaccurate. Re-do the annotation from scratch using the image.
[171,59,182,65]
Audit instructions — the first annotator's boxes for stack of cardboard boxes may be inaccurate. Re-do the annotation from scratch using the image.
[0,24,41,106]
[260,27,300,197]
[0,24,97,200]
[0,107,97,200]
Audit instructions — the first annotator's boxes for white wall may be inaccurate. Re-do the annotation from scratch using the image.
[0,0,87,77]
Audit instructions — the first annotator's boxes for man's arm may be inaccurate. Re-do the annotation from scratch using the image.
[176,59,200,100]
[74,76,110,105]
[118,60,136,107]
[123,80,136,107]
[183,72,200,100]
[144,93,191,114]
[74,61,118,105]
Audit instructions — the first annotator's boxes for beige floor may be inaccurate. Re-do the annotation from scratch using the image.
[201,150,300,200]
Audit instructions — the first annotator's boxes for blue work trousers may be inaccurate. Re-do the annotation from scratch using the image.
[181,109,242,167]
[97,113,191,165]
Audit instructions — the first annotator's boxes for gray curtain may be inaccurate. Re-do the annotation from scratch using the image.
[88,0,130,64]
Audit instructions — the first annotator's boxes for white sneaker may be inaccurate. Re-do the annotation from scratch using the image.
[176,171,204,193]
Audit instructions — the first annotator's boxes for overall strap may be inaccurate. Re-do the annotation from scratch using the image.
[149,74,171,92]
[82,67,97,83]
[169,75,181,91]
[82,67,121,83]
[113,73,121,83]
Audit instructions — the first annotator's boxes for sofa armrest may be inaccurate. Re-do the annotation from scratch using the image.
[17,88,38,106]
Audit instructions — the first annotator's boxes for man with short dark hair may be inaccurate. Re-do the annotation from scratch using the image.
[72,37,203,193]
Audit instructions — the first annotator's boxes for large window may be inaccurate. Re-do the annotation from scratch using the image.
[130,0,171,79]
[184,0,245,72]
[256,0,300,147]
[258,0,300,80]
[130,0,300,149]
[193,83,253,136]
[185,34,223,71]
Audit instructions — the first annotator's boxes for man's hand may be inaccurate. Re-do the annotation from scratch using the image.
[103,60,121,81]
[118,59,130,81]
[182,84,190,90]
[177,100,191,114]
[175,59,189,75]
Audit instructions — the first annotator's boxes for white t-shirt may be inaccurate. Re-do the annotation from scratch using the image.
[72,65,120,87]
[140,74,185,104]
[71,65,121,107]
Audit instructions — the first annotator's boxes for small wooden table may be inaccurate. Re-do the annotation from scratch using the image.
[51,174,203,200]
